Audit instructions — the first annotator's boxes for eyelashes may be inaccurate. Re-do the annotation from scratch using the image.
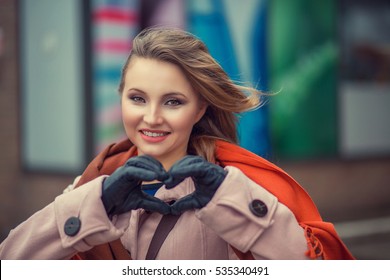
[129,96,146,103]
[165,99,184,106]
[127,95,186,107]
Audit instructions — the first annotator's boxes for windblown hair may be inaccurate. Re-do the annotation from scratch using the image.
[119,27,264,162]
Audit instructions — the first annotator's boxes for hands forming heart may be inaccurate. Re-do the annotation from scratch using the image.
[101,155,227,216]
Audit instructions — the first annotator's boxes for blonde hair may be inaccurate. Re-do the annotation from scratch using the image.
[119,27,264,162]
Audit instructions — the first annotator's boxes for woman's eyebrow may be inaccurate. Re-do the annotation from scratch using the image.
[127,88,145,94]
[162,92,187,98]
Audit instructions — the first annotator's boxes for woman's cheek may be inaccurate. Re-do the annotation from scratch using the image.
[122,108,140,132]
[165,109,190,128]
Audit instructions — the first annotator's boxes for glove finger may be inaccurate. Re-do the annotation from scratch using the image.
[169,156,205,172]
[169,161,209,177]
[170,194,202,215]
[134,155,164,171]
[127,155,168,181]
[127,155,163,170]
[168,162,216,188]
[138,195,171,215]
[165,156,207,188]
[168,156,208,178]
[121,167,159,183]
[164,174,186,189]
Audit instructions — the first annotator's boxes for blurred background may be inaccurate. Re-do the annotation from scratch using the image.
[1,0,390,259]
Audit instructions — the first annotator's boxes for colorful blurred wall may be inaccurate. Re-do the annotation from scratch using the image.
[1,0,390,259]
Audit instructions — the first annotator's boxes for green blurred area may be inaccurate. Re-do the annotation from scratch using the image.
[268,0,338,159]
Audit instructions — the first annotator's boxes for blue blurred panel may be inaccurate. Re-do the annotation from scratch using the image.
[187,0,270,157]
[94,67,121,82]
[186,0,239,78]
[236,0,270,158]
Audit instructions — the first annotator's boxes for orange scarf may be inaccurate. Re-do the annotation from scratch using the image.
[72,139,354,260]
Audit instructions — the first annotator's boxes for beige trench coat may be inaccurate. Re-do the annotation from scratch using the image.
[0,166,309,260]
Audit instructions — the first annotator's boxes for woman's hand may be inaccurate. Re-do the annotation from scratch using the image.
[101,155,171,216]
[164,156,227,215]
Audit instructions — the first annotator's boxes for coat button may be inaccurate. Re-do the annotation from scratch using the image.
[64,217,81,236]
[249,199,268,217]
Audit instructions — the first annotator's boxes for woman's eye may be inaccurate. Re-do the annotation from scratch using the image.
[129,96,145,103]
[165,99,182,106]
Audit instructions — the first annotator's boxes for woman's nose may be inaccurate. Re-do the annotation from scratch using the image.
[143,105,163,125]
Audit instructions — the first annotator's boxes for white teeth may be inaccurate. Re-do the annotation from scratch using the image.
[142,131,167,137]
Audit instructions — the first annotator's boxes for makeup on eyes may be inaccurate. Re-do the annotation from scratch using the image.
[126,88,188,107]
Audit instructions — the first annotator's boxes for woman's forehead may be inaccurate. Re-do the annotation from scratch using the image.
[123,57,197,97]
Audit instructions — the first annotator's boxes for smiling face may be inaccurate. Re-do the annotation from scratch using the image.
[121,57,207,170]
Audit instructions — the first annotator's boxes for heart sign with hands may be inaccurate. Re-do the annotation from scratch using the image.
[101,155,227,216]
[164,156,227,215]
[101,155,171,216]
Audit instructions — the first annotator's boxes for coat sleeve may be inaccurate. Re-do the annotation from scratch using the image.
[195,166,311,260]
[0,176,131,260]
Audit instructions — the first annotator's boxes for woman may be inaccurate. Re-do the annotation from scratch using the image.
[0,27,354,260]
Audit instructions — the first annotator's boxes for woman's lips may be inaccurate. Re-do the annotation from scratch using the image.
[139,130,170,143]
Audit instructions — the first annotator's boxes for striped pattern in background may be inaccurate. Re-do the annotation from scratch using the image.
[92,0,139,154]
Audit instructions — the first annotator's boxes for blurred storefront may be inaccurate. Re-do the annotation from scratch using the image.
[0,0,389,259]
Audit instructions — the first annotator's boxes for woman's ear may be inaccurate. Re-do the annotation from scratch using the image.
[195,101,208,123]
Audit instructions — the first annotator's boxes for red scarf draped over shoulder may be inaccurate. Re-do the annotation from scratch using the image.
[72,139,354,260]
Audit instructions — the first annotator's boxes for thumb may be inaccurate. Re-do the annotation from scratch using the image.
[138,196,171,215]
[170,194,202,215]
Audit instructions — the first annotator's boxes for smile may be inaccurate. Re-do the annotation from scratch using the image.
[139,130,171,143]
[141,130,170,137]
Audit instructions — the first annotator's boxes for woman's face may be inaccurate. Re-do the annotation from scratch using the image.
[121,57,206,169]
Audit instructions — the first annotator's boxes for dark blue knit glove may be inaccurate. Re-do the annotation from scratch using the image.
[164,156,227,215]
[101,155,170,216]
